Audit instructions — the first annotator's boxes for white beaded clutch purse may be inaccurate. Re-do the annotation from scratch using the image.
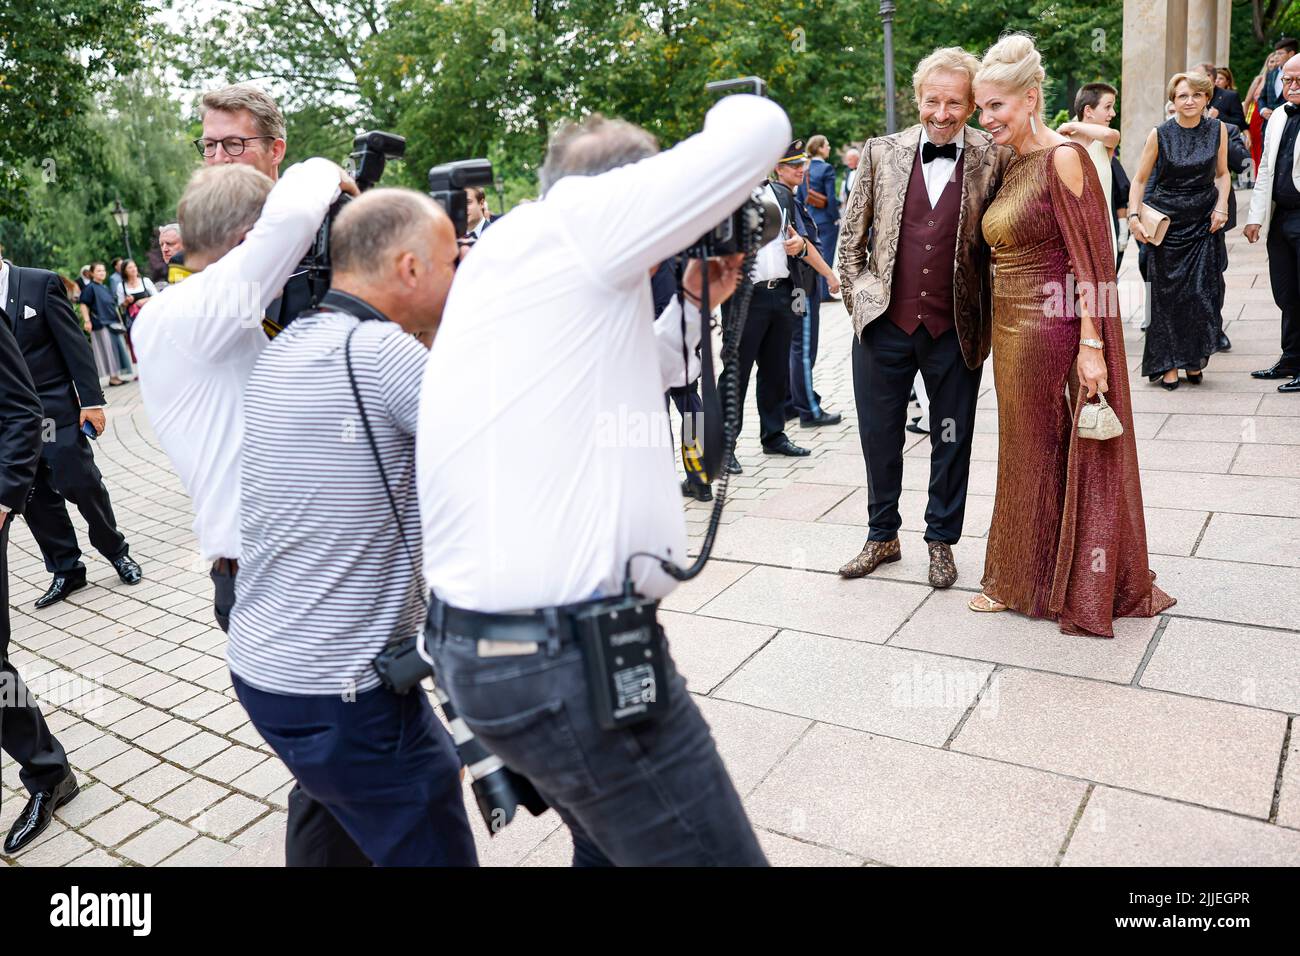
[1078,394,1124,441]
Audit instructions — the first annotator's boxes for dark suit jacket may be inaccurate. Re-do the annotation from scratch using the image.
[1212,88,1246,131]
[4,261,105,427]
[1226,124,1251,231]
[1259,68,1287,113]
[0,318,44,514]
[797,158,839,234]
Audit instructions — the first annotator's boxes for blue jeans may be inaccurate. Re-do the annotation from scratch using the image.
[232,674,478,867]
[427,622,768,866]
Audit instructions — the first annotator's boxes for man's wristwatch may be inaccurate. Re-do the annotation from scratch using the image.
[1080,337,1104,350]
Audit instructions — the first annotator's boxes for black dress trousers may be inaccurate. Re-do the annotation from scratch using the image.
[852,319,982,544]
[722,280,797,446]
[0,520,71,794]
[23,424,128,575]
[1265,206,1300,370]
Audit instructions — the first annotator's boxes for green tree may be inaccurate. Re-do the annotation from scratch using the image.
[0,0,150,218]
[0,67,195,275]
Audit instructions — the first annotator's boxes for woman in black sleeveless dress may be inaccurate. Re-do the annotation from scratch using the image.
[1128,72,1231,389]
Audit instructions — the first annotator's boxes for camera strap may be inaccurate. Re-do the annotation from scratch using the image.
[340,319,436,694]
[341,322,424,590]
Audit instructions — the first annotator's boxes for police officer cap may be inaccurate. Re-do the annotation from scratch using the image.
[779,140,807,166]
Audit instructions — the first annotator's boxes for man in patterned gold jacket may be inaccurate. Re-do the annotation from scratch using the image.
[837,46,1011,589]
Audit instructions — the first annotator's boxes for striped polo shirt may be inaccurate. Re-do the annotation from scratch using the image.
[226,304,427,696]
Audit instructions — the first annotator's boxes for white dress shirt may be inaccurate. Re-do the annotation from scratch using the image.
[132,158,340,561]
[918,125,965,208]
[418,93,791,611]
[750,182,792,283]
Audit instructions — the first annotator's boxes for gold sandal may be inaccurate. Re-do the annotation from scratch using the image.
[968,592,1008,613]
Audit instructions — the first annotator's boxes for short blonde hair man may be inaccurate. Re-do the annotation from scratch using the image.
[913,47,982,105]
[199,83,287,141]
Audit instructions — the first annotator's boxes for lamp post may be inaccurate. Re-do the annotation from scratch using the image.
[111,197,133,261]
[880,0,897,134]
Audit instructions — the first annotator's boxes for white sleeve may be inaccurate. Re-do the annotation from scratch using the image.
[168,157,342,359]
[1248,116,1278,227]
[144,277,158,296]
[544,95,791,287]
[653,295,703,390]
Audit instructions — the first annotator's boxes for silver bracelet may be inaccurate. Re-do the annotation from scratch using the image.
[1080,337,1104,350]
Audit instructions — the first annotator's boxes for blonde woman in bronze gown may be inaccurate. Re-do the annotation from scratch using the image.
[970,34,1175,636]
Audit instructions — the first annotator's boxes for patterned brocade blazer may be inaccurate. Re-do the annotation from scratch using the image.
[836,124,1012,370]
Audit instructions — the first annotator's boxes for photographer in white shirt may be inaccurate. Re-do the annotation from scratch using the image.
[131,157,366,868]
[419,93,789,865]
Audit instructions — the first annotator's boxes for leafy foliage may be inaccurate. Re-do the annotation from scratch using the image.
[0,0,151,220]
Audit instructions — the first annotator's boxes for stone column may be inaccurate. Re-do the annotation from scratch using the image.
[1186,0,1218,69]
[1215,0,1231,68]
[1122,0,1189,177]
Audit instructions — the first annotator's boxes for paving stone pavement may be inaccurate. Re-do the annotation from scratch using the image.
[2,197,1298,866]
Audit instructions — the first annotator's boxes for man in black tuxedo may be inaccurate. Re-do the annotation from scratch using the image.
[0,248,142,609]
[0,317,80,856]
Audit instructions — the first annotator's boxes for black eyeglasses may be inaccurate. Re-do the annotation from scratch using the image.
[1283,77,1300,88]
[193,136,276,158]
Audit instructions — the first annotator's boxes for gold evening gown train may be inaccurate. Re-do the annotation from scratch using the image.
[979,142,1175,637]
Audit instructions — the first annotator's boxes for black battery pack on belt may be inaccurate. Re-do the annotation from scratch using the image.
[571,593,670,730]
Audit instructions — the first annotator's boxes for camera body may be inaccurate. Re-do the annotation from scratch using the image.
[428,159,494,238]
[263,131,407,336]
[685,186,781,259]
[299,131,408,314]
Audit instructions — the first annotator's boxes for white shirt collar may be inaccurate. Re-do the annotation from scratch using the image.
[0,260,9,309]
[919,124,966,152]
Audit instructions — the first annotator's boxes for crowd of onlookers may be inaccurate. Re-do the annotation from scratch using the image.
[59,224,186,387]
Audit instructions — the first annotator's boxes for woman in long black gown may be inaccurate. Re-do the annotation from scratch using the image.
[1128,72,1231,389]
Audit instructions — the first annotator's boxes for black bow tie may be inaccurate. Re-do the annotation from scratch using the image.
[922,141,958,164]
[1287,103,1300,117]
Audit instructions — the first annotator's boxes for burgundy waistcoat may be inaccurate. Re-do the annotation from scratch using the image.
[886,150,964,338]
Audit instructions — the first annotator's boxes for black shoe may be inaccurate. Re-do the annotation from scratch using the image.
[1161,378,1180,391]
[1251,362,1300,380]
[727,454,743,475]
[906,416,930,434]
[111,554,142,584]
[1185,370,1203,385]
[1279,375,1300,393]
[799,410,842,427]
[783,408,798,422]
[34,572,87,610]
[681,479,713,502]
[1218,332,1231,352]
[3,771,79,856]
[762,436,811,457]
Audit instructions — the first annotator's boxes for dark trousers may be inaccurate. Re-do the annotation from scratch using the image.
[812,220,839,301]
[721,281,796,446]
[212,565,371,867]
[788,284,824,420]
[1265,208,1300,368]
[667,382,708,487]
[22,425,127,576]
[232,673,477,867]
[428,621,768,867]
[852,320,982,544]
[1,521,70,795]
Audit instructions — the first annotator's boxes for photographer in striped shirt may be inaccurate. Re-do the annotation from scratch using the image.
[227,189,476,867]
